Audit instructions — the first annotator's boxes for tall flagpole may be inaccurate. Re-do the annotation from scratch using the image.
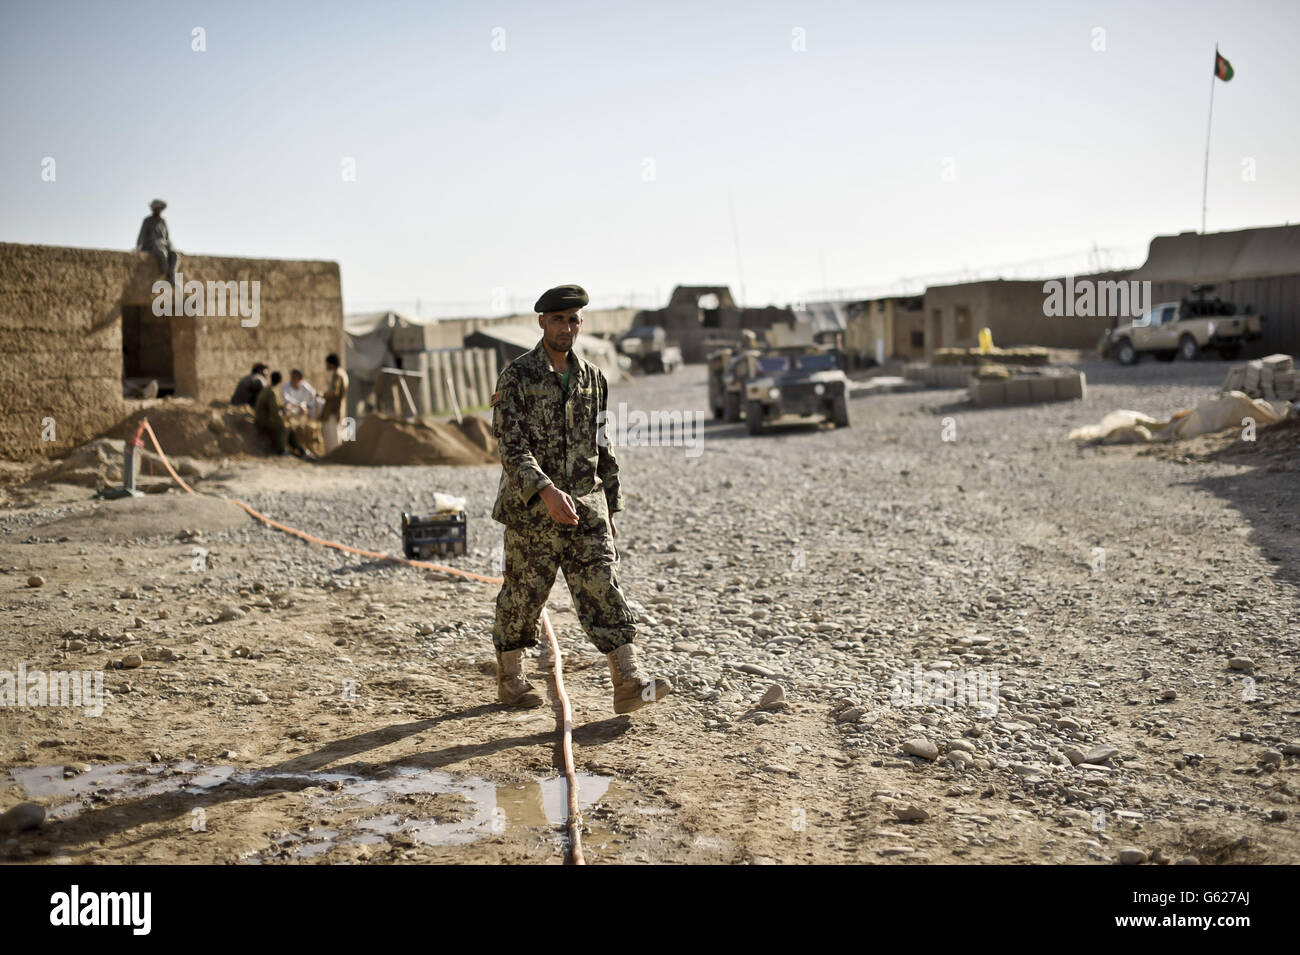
[727,188,746,307]
[1201,44,1217,234]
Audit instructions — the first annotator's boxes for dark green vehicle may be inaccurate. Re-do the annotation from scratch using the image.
[742,347,851,434]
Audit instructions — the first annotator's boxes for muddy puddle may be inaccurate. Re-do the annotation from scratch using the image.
[4,762,617,862]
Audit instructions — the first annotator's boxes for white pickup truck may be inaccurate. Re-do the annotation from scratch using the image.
[1100,298,1265,365]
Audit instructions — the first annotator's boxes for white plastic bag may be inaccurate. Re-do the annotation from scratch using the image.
[433,492,466,513]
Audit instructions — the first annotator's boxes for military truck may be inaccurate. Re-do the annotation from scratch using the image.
[710,349,760,421]
[615,326,682,374]
[707,332,765,420]
[1100,290,1265,365]
[707,348,733,419]
[742,346,851,434]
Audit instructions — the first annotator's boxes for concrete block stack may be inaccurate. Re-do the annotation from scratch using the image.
[903,363,973,388]
[970,370,1087,408]
[1222,354,1296,402]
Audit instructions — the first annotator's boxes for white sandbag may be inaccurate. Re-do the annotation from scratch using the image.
[1068,410,1166,444]
[1165,391,1281,440]
[1070,392,1281,444]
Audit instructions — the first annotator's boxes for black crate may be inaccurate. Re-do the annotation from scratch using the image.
[401,511,467,559]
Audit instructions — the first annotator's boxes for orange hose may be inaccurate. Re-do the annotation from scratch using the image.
[138,417,586,862]
[141,420,503,581]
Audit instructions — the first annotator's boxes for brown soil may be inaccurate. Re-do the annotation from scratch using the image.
[324,415,496,467]
[0,405,498,508]
[1143,414,1299,472]
[2,366,1296,866]
[457,415,496,454]
[104,400,265,459]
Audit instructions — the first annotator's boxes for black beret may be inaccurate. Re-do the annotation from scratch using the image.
[534,284,589,313]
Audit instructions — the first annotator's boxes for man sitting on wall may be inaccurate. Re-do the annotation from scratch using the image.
[135,199,179,286]
[255,371,314,459]
[281,369,319,419]
[231,362,269,406]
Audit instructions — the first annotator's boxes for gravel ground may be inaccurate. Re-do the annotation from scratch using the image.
[2,355,1296,864]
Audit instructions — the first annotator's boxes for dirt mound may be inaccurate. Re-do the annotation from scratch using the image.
[104,400,262,458]
[457,415,497,454]
[34,438,210,490]
[102,399,324,459]
[1143,410,1299,470]
[325,415,496,467]
[1210,413,1300,470]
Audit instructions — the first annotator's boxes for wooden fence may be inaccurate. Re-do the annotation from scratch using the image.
[380,347,500,416]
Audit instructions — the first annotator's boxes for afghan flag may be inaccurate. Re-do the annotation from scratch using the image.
[1214,49,1234,81]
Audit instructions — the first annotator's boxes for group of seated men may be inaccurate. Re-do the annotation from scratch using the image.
[230,354,349,458]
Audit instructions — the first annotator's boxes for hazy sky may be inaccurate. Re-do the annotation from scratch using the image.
[3,0,1297,315]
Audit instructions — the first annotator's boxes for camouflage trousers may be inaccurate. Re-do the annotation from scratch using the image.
[493,495,636,654]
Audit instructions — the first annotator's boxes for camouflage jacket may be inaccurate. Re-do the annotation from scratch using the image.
[491,338,623,526]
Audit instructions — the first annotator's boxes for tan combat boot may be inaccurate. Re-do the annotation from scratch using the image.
[606,643,672,715]
[497,649,544,707]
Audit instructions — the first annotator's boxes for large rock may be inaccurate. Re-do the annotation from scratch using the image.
[1084,745,1118,764]
[903,738,939,761]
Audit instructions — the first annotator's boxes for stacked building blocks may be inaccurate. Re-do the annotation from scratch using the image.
[970,371,1087,408]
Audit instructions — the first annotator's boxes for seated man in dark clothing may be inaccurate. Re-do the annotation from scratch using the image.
[253,371,313,458]
[231,362,269,406]
[136,199,179,285]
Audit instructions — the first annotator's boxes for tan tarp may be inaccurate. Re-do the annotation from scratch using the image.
[1069,392,1285,444]
[463,323,626,382]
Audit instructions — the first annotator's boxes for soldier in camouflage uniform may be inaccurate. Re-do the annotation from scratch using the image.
[490,284,671,715]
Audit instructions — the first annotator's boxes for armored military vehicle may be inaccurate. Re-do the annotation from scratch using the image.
[742,346,851,434]
[707,337,766,421]
[616,326,683,374]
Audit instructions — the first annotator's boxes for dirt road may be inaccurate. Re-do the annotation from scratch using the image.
[2,359,1297,864]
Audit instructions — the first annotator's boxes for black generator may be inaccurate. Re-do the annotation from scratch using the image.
[401,510,467,559]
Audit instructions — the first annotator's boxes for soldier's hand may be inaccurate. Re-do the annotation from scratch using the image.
[609,515,618,539]
[539,486,579,526]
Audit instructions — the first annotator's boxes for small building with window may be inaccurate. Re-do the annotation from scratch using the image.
[0,241,344,460]
[631,285,795,362]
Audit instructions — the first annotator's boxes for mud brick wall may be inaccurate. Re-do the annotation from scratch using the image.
[925,278,1123,353]
[0,242,343,460]
[135,256,345,403]
[0,243,134,460]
